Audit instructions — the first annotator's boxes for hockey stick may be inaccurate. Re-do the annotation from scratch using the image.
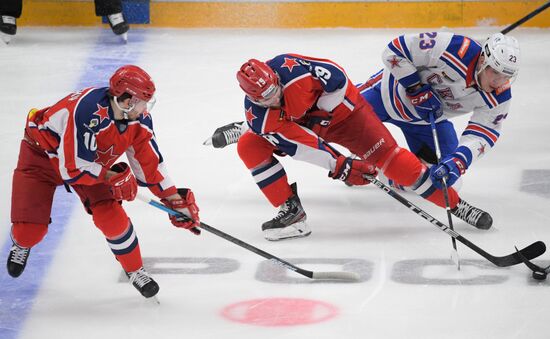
[135,193,360,281]
[363,174,546,267]
[429,113,460,269]
[501,0,550,34]
[514,246,550,278]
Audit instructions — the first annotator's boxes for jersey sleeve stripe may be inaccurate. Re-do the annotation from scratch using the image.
[441,51,467,77]
[467,122,500,139]
[388,39,407,59]
[398,36,413,61]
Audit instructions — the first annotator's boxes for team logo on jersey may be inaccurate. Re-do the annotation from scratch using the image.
[387,56,401,69]
[458,38,471,59]
[245,107,257,126]
[477,142,486,156]
[436,87,454,100]
[88,118,99,128]
[281,58,300,72]
[93,103,110,124]
[94,145,120,167]
[427,74,442,85]
[445,102,462,110]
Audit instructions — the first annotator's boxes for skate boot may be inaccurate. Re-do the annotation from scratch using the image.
[7,242,30,278]
[203,121,245,148]
[127,267,159,298]
[1,16,16,44]
[451,199,493,230]
[262,183,310,241]
[107,13,129,41]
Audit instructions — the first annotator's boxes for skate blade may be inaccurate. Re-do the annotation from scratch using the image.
[119,32,128,43]
[203,137,213,146]
[146,295,160,305]
[1,33,12,44]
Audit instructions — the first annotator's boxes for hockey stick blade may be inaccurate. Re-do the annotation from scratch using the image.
[136,193,359,282]
[312,271,361,281]
[364,174,547,267]
[514,245,550,273]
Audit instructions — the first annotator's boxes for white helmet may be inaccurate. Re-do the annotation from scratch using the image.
[476,33,521,83]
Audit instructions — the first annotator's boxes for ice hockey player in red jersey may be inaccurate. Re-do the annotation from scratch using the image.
[7,65,200,299]
[234,54,481,241]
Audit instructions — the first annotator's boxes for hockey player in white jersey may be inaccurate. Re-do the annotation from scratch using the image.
[357,32,520,229]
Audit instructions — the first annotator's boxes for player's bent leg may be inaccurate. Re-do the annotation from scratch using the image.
[378,147,492,229]
[91,200,143,272]
[91,200,159,297]
[377,146,459,208]
[238,131,293,206]
[8,140,61,278]
[238,131,309,240]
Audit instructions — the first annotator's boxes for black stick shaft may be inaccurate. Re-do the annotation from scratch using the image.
[364,175,545,267]
[501,1,550,34]
[141,196,315,278]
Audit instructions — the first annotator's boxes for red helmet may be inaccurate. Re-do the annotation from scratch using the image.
[109,65,155,101]
[236,59,279,101]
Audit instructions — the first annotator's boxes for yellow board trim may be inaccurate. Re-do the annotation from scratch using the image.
[18,1,550,28]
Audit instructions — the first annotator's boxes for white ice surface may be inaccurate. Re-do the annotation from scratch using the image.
[1,27,550,339]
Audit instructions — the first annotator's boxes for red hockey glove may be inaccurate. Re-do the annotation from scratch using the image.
[303,110,332,135]
[161,188,201,235]
[330,156,378,186]
[107,162,137,201]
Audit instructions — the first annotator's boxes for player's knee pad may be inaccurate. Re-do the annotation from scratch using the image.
[11,223,48,248]
[378,147,424,187]
[90,200,129,238]
[237,131,275,169]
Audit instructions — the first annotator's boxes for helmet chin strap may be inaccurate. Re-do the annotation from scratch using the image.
[113,96,135,120]
[473,53,487,88]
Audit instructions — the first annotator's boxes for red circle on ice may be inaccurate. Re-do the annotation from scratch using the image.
[221,297,339,326]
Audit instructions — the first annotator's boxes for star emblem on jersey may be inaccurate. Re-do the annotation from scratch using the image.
[95,145,120,167]
[246,107,257,126]
[281,58,299,72]
[387,56,401,68]
[93,104,110,124]
[477,142,486,156]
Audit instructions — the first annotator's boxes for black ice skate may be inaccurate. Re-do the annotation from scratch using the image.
[107,13,129,41]
[1,15,17,44]
[127,267,159,298]
[262,183,310,241]
[7,242,30,278]
[451,199,493,230]
[203,121,245,148]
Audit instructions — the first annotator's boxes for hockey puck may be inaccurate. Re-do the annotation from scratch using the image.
[532,271,547,280]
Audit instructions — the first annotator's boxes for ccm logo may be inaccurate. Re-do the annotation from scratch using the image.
[410,92,430,105]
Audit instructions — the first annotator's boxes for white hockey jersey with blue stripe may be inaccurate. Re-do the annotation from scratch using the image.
[379,32,511,167]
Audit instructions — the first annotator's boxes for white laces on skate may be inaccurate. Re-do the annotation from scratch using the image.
[108,13,125,26]
[453,200,483,225]
[10,245,29,265]
[274,201,292,221]
[1,16,16,25]
[129,268,153,288]
[222,127,242,146]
